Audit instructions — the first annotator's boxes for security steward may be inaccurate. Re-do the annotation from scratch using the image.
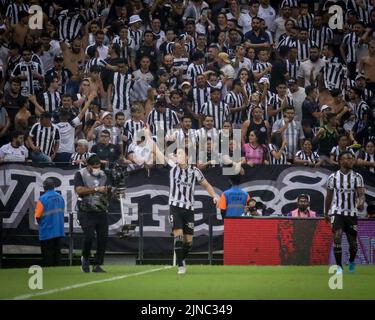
[218,175,250,217]
[35,178,65,267]
[74,154,110,273]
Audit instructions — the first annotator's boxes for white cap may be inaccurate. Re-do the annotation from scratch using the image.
[259,77,270,84]
[181,81,192,88]
[101,111,113,120]
[321,104,331,112]
[129,15,142,25]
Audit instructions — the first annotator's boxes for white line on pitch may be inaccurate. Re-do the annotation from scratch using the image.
[13,266,173,300]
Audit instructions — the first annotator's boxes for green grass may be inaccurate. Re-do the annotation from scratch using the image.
[0,265,374,300]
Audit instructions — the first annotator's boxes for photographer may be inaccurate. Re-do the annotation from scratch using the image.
[74,154,110,273]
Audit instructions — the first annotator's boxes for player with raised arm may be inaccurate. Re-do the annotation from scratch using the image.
[144,124,219,274]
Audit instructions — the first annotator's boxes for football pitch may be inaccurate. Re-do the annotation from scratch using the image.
[0,265,374,300]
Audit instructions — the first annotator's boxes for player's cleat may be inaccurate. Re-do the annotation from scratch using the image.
[92,265,106,273]
[81,256,90,273]
[348,262,356,273]
[336,266,343,274]
[177,266,186,274]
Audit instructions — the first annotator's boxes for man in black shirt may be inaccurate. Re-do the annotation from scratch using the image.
[4,78,23,129]
[302,85,320,128]
[136,30,158,73]
[270,46,289,92]
[91,129,121,166]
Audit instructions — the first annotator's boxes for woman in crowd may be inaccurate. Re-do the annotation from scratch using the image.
[242,129,269,167]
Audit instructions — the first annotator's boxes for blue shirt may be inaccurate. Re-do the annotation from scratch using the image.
[244,30,270,44]
[218,186,249,217]
[35,190,65,240]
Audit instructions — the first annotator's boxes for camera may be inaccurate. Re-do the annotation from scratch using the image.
[107,162,128,200]
[243,199,265,216]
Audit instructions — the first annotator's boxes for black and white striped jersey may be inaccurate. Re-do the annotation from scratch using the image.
[112,36,134,60]
[267,95,294,124]
[327,170,364,216]
[268,143,288,165]
[297,13,314,30]
[347,0,370,24]
[200,101,230,130]
[110,72,133,112]
[295,150,320,163]
[70,152,93,165]
[359,151,375,173]
[29,123,60,156]
[348,80,374,102]
[5,2,29,25]
[168,160,205,211]
[173,57,189,77]
[330,146,355,162]
[31,54,43,71]
[83,8,99,22]
[309,26,333,51]
[286,59,301,80]
[224,91,245,125]
[85,58,108,74]
[124,119,145,141]
[160,41,175,56]
[351,100,369,122]
[187,86,210,114]
[147,108,180,136]
[253,61,272,77]
[295,40,317,62]
[320,56,346,90]
[58,10,85,41]
[39,90,61,113]
[129,28,143,51]
[342,32,360,63]
[186,63,204,87]
[11,61,43,97]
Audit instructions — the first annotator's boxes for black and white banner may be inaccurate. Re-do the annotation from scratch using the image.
[1,164,375,253]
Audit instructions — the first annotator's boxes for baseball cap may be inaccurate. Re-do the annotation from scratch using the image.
[181,81,192,88]
[259,77,270,84]
[287,78,297,85]
[321,105,331,112]
[101,111,113,120]
[355,74,366,81]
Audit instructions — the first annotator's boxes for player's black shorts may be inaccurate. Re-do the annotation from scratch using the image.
[331,214,358,235]
[169,205,194,235]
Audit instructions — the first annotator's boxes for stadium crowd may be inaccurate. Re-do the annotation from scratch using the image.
[0,0,374,175]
